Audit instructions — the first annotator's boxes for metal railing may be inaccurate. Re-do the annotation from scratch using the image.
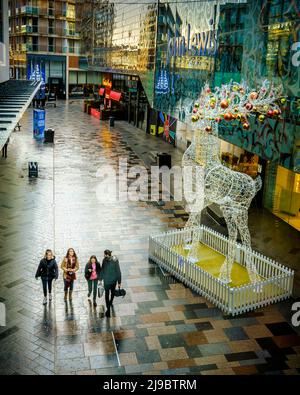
[149,226,294,315]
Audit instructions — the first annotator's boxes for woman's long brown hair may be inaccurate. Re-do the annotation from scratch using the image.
[65,248,78,263]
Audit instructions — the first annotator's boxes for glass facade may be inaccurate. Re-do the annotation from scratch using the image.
[86,0,157,104]
[86,0,300,231]
[154,0,299,170]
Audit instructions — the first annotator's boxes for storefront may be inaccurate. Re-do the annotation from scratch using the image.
[27,54,67,98]
[263,164,300,231]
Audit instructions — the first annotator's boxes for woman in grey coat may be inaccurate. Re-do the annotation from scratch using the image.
[101,250,121,317]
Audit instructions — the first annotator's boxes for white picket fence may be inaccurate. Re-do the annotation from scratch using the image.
[149,226,294,315]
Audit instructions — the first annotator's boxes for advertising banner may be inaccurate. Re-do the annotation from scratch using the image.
[33,109,45,140]
[27,61,46,100]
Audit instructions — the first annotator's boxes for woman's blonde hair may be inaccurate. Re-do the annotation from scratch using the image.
[44,249,54,259]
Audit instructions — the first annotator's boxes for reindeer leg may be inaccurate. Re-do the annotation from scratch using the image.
[219,206,237,284]
[236,209,261,287]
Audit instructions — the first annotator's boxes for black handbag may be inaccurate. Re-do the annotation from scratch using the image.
[114,287,126,298]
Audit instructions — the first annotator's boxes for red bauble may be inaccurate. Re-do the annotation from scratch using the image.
[273,109,279,116]
[267,110,274,117]
[215,117,221,123]
[220,99,229,109]
[245,103,253,111]
[193,108,198,113]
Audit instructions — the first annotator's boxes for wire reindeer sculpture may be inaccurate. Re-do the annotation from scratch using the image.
[182,80,284,284]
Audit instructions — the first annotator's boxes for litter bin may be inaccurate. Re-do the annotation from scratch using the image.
[158,153,171,169]
[109,116,115,127]
[28,162,38,178]
[44,128,55,143]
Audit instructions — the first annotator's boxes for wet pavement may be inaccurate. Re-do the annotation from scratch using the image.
[0,100,299,375]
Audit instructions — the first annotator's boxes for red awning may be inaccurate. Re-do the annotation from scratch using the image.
[99,88,105,96]
[109,90,122,102]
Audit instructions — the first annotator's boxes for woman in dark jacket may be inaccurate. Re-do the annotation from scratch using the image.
[85,255,101,307]
[101,250,122,317]
[35,249,58,305]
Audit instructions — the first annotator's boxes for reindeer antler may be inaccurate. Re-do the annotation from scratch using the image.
[191,80,285,131]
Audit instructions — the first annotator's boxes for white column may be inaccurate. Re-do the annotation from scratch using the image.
[66,54,69,100]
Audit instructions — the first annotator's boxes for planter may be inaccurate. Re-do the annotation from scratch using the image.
[91,108,100,119]
[149,226,294,315]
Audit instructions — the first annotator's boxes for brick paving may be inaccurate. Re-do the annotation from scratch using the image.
[0,100,299,375]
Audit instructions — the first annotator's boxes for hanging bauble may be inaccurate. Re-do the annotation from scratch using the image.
[220,99,229,109]
[258,114,265,123]
[194,102,200,108]
[242,122,250,130]
[250,91,258,100]
[192,108,198,114]
[236,114,242,120]
[191,115,198,122]
[267,109,274,117]
[224,112,232,121]
[245,103,253,111]
[280,98,286,104]
[205,125,212,132]
[215,117,222,123]
[206,87,211,94]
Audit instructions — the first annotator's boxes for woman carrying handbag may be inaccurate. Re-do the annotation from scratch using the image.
[101,250,122,318]
[84,255,102,307]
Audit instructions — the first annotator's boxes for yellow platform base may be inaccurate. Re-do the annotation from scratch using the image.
[172,243,264,288]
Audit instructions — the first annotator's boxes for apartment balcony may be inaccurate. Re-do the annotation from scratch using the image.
[62,46,80,54]
[64,29,78,37]
[20,25,39,34]
[18,6,39,16]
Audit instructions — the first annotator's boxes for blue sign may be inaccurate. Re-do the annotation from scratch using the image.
[33,109,45,140]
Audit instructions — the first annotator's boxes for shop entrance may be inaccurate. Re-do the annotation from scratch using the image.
[220,141,264,208]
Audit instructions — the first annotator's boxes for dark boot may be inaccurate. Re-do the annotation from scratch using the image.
[64,291,68,301]
[105,308,111,318]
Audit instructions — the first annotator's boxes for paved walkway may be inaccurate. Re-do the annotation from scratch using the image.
[0,100,299,375]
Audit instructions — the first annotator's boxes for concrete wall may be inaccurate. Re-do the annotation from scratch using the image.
[0,0,9,83]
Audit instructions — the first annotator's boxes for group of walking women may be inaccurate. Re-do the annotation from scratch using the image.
[35,248,122,318]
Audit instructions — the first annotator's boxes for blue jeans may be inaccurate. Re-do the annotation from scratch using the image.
[87,279,98,300]
[42,278,53,297]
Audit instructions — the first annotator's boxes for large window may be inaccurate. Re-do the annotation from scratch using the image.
[264,165,300,232]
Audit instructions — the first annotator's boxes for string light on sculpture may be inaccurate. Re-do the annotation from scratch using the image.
[183,80,284,286]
